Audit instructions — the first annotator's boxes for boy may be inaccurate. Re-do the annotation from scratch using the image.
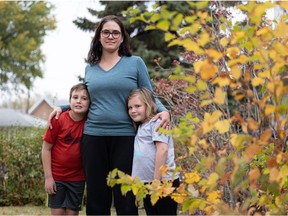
[41,83,90,215]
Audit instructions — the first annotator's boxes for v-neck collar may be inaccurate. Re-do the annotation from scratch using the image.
[98,56,123,72]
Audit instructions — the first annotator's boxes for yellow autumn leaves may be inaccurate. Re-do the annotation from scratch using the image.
[110,1,288,214]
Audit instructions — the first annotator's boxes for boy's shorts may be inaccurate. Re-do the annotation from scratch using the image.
[48,180,85,211]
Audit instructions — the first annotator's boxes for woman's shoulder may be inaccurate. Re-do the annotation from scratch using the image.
[123,55,144,62]
[122,56,146,70]
[85,63,98,69]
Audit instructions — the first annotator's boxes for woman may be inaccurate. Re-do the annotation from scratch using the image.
[49,15,170,215]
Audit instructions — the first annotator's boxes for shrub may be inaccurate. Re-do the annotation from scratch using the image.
[0,127,46,206]
[108,1,288,215]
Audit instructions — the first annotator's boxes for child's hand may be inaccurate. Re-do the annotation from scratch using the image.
[45,177,56,195]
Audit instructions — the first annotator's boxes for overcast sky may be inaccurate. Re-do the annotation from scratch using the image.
[33,0,101,102]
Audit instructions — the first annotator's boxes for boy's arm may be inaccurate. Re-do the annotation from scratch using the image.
[41,141,56,194]
[154,141,168,180]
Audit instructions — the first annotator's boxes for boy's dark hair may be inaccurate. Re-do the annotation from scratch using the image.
[69,83,90,101]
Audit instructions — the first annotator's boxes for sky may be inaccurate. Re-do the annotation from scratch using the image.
[33,0,102,101]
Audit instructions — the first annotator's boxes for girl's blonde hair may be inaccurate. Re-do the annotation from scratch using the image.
[127,87,158,129]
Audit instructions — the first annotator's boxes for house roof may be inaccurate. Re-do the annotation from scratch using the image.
[28,97,69,115]
[28,97,55,115]
[0,108,47,128]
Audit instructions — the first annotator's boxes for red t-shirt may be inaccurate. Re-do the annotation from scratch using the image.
[43,110,86,181]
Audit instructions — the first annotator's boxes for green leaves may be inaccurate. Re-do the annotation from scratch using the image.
[0,1,56,92]
[0,127,46,205]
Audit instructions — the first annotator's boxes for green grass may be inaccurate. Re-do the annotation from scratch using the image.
[0,206,51,215]
[0,206,147,215]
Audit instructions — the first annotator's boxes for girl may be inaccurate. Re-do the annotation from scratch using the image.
[127,87,180,215]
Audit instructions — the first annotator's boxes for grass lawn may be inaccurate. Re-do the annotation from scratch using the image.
[0,206,52,215]
[0,206,147,215]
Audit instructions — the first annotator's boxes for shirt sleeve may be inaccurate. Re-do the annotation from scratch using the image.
[136,57,168,112]
[43,117,60,144]
[151,120,169,143]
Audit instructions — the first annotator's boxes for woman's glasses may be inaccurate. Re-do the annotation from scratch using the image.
[101,30,121,39]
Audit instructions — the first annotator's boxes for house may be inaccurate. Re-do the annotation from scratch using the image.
[28,98,55,121]
[0,97,69,128]
[0,108,47,128]
[28,98,68,121]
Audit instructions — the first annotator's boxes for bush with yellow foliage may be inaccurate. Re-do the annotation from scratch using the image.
[108,1,288,214]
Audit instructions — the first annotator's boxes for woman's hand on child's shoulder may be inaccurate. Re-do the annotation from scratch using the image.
[48,107,63,129]
[152,111,170,131]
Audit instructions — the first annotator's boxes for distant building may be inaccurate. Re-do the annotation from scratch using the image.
[28,98,69,121]
[0,108,47,128]
[28,98,54,121]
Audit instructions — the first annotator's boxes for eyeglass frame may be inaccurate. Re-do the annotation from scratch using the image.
[100,30,122,39]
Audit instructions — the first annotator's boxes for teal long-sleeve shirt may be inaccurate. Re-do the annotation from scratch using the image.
[83,55,167,136]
